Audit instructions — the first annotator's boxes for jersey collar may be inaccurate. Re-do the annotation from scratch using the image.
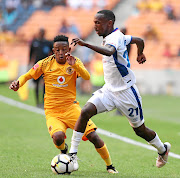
[112,28,118,32]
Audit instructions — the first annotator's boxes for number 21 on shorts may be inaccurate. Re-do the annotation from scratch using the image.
[128,107,138,117]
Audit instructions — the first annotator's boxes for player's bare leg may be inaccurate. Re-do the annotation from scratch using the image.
[76,102,97,133]
[133,123,171,167]
[133,123,156,141]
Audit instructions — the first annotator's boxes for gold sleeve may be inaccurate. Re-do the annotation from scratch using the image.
[72,57,90,80]
[18,70,32,87]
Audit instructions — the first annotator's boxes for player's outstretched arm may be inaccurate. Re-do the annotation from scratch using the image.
[131,37,146,64]
[9,72,33,91]
[71,38,115,56]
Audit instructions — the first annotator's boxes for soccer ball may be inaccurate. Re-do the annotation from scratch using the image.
[51,154,74,175]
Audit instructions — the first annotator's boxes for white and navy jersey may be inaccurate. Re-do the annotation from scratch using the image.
[102,28,136,91]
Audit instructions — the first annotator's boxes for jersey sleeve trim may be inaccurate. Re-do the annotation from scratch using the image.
[106,43,117,50]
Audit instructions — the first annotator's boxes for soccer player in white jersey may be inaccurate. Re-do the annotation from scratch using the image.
[69,10,171,172]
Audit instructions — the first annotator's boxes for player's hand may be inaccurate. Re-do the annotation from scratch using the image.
[71,38,86,47]
[65,52,76,65]
[137,53,146,64]
[9,80,20,91]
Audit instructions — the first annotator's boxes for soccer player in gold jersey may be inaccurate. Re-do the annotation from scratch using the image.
[9,35,118,174]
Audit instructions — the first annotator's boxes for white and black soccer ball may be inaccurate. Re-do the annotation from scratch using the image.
[51,154,74,175]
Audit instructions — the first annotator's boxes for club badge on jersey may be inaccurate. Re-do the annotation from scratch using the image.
[66,67,74,75]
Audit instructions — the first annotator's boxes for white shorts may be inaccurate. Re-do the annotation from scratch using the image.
[88,84,144,128]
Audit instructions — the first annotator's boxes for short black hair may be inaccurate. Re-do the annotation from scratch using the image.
[97,10,115,24]
[53,35,69,44]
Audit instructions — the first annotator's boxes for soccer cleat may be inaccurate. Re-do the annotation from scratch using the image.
[68,153,79,171]
[107,164,118,174]
[61,143,68,154]
[156,142,171,168]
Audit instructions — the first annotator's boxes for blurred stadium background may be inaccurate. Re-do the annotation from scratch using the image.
[0,0,180,97]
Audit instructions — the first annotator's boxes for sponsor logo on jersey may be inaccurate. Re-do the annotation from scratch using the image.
[66,66,74,75]
[52,84,68,87]
[57,76,65,84]
[32,63,39,70]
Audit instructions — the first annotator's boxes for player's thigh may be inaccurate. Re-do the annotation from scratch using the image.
[116,85,144,128]
[46,114,67,137]
[64,103,97,141]
[63,103,81,129]
[88,88,115,113]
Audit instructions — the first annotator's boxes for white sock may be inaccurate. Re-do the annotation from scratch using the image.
[69,130,84,154]
[148,133,166,154]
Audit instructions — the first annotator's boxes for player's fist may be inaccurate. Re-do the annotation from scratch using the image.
[65,52,76,65]
[9,80,20,91]
[137,53,146,64]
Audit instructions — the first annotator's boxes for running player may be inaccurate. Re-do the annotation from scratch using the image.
[69,10,171,170]
[9,35,118,174]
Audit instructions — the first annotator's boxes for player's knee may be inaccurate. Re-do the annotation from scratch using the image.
[87,132,104,147]
[87,132,98,142]
[52,131,65,146]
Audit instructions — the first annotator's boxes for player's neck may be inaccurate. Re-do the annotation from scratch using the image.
[103,27,115,38]
[56,59,66,65]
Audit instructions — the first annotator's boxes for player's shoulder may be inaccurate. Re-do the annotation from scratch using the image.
[41,54,55,69]
[106,28,122,40]
[115,29,124,39]
[42,54,55,63]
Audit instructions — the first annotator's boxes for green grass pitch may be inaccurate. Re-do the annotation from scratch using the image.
[0,83,180,177]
